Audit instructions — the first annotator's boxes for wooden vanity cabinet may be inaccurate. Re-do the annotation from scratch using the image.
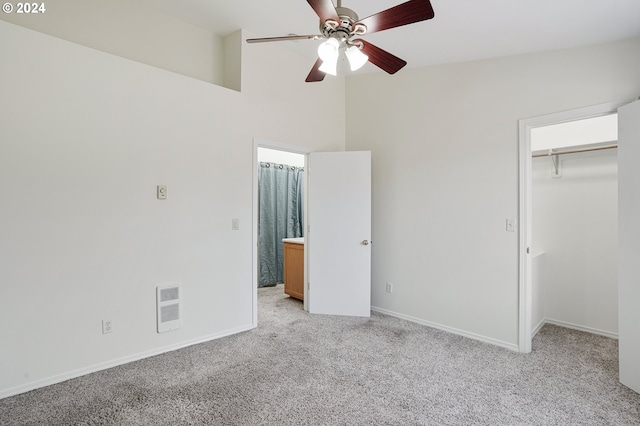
[283,241,304,300]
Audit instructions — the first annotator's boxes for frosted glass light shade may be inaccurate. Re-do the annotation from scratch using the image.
[318,38,340,62]
[345,45,368,71]
[319,58,338,76]
[317,38,340,76]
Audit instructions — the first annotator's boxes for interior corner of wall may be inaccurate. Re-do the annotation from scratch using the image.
[222,29,243,92]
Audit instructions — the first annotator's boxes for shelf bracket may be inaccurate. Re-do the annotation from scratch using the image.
[550,151,561,178]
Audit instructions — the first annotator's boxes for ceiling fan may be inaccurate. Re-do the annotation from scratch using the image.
[246,0,435,82]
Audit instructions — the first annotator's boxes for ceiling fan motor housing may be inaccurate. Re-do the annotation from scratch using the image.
[320,7,365,42]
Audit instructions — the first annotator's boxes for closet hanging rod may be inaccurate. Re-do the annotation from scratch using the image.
[532,143,618,158]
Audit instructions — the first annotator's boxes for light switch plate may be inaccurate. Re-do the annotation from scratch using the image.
[506,218,516,232]
[157,185,167,199]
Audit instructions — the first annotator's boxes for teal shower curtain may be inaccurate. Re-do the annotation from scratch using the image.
[258,162,305,287]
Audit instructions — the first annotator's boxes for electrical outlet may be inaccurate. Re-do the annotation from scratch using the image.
[386,282,393,293]
[157,185,167,199]
[102,320,113,334]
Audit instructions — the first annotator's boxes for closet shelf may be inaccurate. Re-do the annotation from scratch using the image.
[532,142,617,158]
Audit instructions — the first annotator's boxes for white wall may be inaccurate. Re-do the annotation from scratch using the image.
[0,0,225,85]
[345,37,640,348]
[532,150,618,336]
[0,20,344,398]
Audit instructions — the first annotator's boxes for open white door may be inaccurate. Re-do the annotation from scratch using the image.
[307,151,371,317]
[618,99,640,394]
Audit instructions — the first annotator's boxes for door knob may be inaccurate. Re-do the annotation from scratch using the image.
[362,240,370,245]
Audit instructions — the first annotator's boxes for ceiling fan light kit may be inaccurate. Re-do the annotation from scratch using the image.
[345,44,368,71]
[246,0,435,82]
[317,38,340,75]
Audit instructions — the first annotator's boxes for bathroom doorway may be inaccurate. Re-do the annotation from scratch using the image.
[251,140,373,325]
[252,141,310,322]
[257,147,305,294]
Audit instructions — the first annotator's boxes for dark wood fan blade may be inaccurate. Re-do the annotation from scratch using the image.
[354,39,407,74]
[307,0,339,23]
[355,0,434,34]
[246,34,322,44]
[305,58,326,82]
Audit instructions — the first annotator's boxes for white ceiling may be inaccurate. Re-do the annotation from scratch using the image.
[139,0,640,75]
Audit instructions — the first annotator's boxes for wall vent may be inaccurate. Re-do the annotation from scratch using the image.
[157,283,182,333]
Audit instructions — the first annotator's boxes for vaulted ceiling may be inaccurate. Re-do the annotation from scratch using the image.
[138,0,640,74]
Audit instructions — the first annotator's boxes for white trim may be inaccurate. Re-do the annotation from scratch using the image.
[542,319,618,340]
[532,319,546,337]
[371,306,520,352]
[518,117,533,353]
[517,99,635,354]
[0,324,254,400]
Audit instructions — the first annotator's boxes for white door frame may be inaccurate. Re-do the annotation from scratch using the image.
[618,99,640,393]
[252,138,313,327]
[517,99,632,353]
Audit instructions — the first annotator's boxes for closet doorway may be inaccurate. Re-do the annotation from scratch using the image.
[520,99,640,393]
[518,99,633,354]
[529,113,618,339]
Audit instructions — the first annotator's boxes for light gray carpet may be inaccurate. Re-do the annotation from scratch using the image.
[1,284,639,425]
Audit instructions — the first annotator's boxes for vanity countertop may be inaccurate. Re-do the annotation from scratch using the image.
[282,237,304,245]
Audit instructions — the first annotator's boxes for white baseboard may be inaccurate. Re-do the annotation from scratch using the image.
[532,319,546,337]
[0,323,255,400]
[371,306,520,352]
[542,318,618,339]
